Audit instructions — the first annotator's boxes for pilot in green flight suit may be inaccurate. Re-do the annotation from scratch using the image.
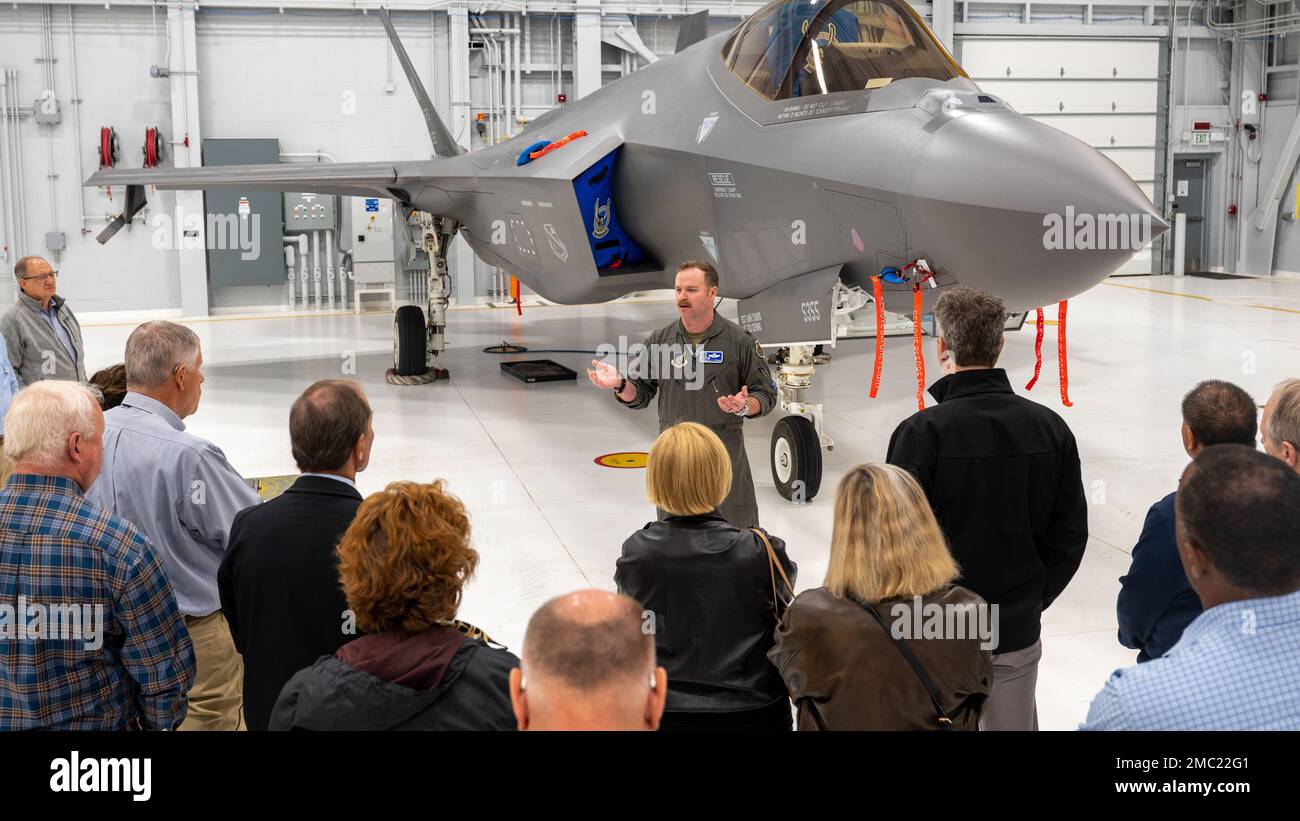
[588,260,777,528]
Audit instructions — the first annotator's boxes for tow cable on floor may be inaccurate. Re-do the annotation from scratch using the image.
[482,342,601,355]
[1024,301,1073,407]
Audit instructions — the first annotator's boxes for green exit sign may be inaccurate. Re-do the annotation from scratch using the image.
[1192,131,1210,146]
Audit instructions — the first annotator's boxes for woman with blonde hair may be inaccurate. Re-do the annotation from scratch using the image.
[616,422,797,731]
[769,463,993,730]
[270,479,517,730]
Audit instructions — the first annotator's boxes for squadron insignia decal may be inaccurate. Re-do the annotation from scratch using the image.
[592,198,611,239]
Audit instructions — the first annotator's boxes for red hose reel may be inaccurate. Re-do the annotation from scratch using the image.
[98,126,119,169]
[143,126,163,168]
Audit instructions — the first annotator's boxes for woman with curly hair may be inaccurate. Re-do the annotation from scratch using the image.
[270,480,517,730]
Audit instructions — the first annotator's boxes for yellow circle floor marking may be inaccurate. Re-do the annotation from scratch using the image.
[594,452,649,469]
[247,474,298,501]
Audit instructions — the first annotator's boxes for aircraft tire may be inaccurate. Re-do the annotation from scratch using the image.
[770,415,821,503]
[394,305,427,376]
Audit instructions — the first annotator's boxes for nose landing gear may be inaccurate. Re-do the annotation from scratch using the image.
[767,343,830,503]
[387,215,458,386]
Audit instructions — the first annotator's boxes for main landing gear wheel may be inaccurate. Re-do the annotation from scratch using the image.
[386,305,447,385]
[771,415,822,503]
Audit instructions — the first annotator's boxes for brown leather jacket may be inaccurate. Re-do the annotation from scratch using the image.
[769,585,994,730]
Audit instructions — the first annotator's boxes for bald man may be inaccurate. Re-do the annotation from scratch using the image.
[510,590,667,731]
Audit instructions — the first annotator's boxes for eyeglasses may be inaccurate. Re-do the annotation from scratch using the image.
[19,271,57,282]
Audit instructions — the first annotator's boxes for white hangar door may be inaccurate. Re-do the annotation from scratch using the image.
[958,38,1161,274]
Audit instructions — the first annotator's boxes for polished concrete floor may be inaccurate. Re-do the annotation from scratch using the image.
[79,273,1300,730]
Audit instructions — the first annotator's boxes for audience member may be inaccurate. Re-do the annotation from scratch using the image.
[0,338,18,487]
[1,256,86,386]
[770,464,993,730]
[87,321,260,730]
[1117,380,1255,663]
[616,422,797,731]
[510,590,667,730]
[89,363,129,410]
[219,379,374,731]
[0,382,193,730]
[1083,445,1300,729]
[1261,378,1300,473]
[271,480,517,730]
[887,287,1087,730]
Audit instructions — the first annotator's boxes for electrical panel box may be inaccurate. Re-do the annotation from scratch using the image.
[349,196,394,262]
[349,196,395,286]
[284,192,336,231]
[33,94,61,125]
[202,138,286,288]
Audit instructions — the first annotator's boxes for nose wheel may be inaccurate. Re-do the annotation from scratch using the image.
[766,343,830,504]
[771,415,822,502]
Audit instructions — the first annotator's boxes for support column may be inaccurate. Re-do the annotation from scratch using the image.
[168,2,208,317]
[1232,0,1272,274]
[447,5,475,303]
[448,4,471,151]
[574,7,602,100]
[931,0,954,54]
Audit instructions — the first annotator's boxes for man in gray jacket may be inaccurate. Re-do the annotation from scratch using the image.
[1,256,86,386]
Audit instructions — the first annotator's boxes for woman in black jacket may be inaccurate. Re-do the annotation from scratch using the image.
[616,422,797,731]
[270,480,517,730]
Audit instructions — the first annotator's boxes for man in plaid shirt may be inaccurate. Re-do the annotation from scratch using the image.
[0,381,194,730]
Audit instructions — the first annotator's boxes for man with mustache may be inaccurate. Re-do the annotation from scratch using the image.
[588,260,777,527]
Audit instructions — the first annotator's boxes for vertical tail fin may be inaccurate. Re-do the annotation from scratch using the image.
[377,8,462,158]
[674,10,710,53]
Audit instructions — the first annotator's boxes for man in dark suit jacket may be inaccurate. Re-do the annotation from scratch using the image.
[887,288,1088,732]
[1117,380,1256,662]
[219,379,374,731]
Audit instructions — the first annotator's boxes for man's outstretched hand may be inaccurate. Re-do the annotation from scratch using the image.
[587,359,622,390]
[718,384,750,415]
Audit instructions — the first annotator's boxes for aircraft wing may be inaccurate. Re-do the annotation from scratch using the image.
[86,161,406,243]
[86,161,399,197]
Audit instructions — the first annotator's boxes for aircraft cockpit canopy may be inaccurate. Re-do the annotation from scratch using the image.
[724,0,965,100]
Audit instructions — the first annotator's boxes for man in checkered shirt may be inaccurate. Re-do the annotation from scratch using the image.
[0,381,194,730]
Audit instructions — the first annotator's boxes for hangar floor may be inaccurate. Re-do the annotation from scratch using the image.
[79,273,1300,730]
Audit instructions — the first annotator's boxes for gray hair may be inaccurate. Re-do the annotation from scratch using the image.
[933,287,1006,368]
[3,382,100,467]
[124,321,201,389]
[1266,378,1300,451]
[13,255,47,279]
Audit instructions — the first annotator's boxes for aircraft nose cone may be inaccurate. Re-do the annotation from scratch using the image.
[899,112,1165,311]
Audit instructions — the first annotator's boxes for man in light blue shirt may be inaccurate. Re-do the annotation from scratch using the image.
[1082,445,1300,730]
[87,320,260,730]
[0,340,20,484]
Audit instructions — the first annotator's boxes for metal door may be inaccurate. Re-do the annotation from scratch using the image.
[1172,158,1206,272]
